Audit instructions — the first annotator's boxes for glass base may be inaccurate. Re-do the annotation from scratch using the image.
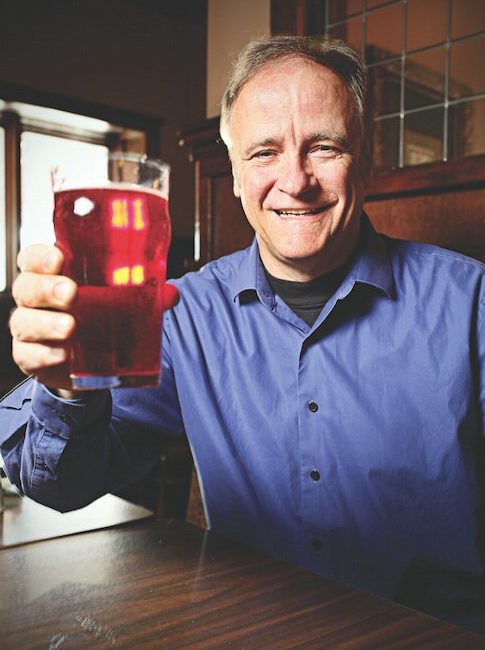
[70,372,160,390]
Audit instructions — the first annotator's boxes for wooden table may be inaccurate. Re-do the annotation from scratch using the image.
[1,519,484,649]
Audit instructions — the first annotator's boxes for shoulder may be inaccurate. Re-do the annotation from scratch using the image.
[387,237,484,280]
[384,236,485,313]
[170,247,252,309]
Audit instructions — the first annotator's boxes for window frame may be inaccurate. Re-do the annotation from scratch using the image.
[0,80,164,292]
[270,0,485,200]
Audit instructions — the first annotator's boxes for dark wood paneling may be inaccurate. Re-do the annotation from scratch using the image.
[366,187,485,261]
[271,0,325,36]
[179,119,253,267]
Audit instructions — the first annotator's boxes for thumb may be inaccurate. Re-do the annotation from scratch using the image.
[163,282,180,310]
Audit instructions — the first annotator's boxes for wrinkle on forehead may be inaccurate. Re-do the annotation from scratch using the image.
[231,57,361,154]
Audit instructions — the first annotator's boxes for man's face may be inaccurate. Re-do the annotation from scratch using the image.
[229,57,365,281]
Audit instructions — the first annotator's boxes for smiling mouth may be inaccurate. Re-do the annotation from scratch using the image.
[274,205,329,217]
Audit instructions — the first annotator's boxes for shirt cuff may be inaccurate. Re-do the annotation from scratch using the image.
[31,382,110,438]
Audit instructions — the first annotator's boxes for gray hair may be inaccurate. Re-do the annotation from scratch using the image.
[220,35,370,156]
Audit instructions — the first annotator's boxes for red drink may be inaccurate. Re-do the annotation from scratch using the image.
[54,185,171,389]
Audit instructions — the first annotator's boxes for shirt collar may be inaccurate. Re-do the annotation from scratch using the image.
[231,213,394,303]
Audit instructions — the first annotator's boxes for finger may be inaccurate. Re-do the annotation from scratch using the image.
[12,339,69,375]
[10,307,76,343]
[12,272,77,309]
[17,244,64,274]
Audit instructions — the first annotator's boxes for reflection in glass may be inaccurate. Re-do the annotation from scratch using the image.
[403,107,444,166]
[20,132,108,250]
[0,127,5,291]
[448,98,485,158]
[366,0,392,8]
[368,59,402,116]
[406,0,447,51]
[366,3,402,60]
[449,35,485,97]
[328,17,362,55]
[405,48,445,110]
[327,0,362,23]
[451,0,485,39]
[322,0,485,172]
[373,116,400,169]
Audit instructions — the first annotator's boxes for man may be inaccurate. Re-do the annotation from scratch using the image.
[1,36,484,632]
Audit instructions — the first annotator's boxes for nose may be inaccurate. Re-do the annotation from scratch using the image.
[275,154,318,197]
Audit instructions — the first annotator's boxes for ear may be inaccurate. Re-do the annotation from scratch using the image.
[233,174,241,198]
[231,161,241,198]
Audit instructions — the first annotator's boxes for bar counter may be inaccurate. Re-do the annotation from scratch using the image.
[1,516,484,648]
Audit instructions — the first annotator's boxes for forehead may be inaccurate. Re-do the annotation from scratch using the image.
[230,57,357,140]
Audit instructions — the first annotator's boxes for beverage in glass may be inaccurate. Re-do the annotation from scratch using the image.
[53,153,172,389]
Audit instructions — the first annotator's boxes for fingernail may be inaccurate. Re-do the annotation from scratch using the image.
[54,314,72,335]
[50,347,67,361]
[43,250,59,271]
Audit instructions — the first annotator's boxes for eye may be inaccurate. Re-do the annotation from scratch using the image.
[311,144,339,156]
[251,150,276,160]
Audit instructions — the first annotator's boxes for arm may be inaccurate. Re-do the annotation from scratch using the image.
[1,245,184,510]
[1,332,184,511]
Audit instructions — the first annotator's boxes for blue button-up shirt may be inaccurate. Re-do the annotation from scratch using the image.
[1,217,484,609]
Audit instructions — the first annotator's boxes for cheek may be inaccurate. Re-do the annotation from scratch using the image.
[317,161,361,199]
[238,169,275,207]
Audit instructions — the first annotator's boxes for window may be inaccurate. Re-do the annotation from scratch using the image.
[324,0,485,170]
[0,93,162,291]
[20,132,108,250]
[0,128,5,291]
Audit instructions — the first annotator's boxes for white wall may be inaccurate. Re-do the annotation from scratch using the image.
[207,0,271,118]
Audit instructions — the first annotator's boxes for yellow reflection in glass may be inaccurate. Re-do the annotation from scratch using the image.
[111,199,129,228]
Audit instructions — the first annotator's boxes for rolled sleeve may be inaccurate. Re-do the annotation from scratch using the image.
[31,382,110,438]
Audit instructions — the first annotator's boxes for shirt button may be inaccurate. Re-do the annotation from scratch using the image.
[312,539,323,551]
[310,469,320,481]
[60,413,71,423]
[308,401,319,413]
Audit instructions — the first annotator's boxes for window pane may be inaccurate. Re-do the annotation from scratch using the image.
[328,17,363,55]
[366,0,393,8]
[449,97,485,158]
[404,107,444,166]
[20,133,108,250]
[366,3,403,60]
[0,127,5,291]
[405,47,446,110]
[406,0,448,52]
[327,0,362,23]
[451,0,485,38]
[369,59,402,116]
[373,116,400,169]
[449,35,485,98]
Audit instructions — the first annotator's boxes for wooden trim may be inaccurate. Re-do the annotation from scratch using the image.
[271,0,324,36]
[0,80,164,133]
[366,155,485,200]
[178,116,222,161]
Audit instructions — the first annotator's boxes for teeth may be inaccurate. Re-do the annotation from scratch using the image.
[275,207,322,216]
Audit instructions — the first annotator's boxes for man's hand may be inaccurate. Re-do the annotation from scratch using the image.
[10,244,78,393]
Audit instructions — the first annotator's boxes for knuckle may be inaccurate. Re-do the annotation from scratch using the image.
[8,309,21,339]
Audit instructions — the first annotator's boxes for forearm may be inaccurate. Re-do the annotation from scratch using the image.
[0,379,116,510]
[1,380,170,513]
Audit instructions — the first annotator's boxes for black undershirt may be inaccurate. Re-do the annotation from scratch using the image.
[265,265,348,327]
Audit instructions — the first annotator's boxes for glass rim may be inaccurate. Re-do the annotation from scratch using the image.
[108,151,170,171]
